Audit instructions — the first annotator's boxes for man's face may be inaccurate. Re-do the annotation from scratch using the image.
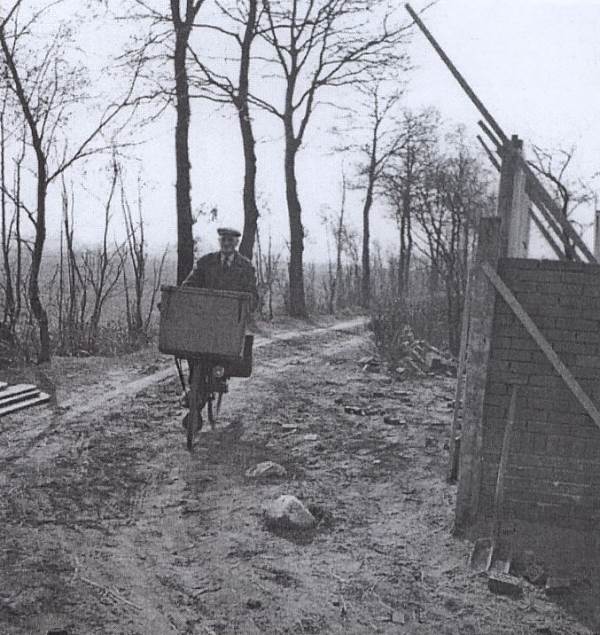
[219,235,238,255]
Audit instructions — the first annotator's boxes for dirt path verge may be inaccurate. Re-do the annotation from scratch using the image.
[0,318,594,634]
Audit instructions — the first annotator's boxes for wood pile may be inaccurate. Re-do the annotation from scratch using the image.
[0,382,50,417]
[362,332,457,379]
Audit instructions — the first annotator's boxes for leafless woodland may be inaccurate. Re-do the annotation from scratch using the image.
[0,1,589,366]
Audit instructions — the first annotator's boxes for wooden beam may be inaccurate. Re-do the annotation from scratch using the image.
[497,136,529,258]
[529,207,566,261]
[478,120,503,153]
[405,4,508,146]
[482,263,600,431]
[455,217,502,532]
[448,277,472,482]
[520,159,597,263]
[406,1,594,262]
[479,120,585,262]
[529,197,568,249]
[509,141,530,257]
[477,135,501,172]
[492,385,518,544]
[0,392,50,417]
[595,209,600,261]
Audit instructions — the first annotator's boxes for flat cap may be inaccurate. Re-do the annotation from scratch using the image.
[217,227,241,237]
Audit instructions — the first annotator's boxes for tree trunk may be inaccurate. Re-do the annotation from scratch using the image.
[31,154,50,362]
[237,0,259,259]
[0,113,15,326]
[361,180,374,309]
[173,23,195,284]
[284,131,307,317]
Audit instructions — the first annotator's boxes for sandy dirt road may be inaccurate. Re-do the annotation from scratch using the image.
[0,319,594,634]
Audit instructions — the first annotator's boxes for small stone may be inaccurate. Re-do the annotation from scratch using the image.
[303,433,319,442]
[263,495,317,531]
[245,461,287,480]
[383,415,404,426]
[246,598,262,610]
[344,406,363,415]
[392,611,405,624]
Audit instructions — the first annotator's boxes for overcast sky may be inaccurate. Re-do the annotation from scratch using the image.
[26,0,600,258]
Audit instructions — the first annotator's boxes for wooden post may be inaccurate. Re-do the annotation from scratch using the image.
[497,136,529,258]
[595,208,600,261]
[510,153,530,257]
[454,216,502,533]
[447,279,471,482]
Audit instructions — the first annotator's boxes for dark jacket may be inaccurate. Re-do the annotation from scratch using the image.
[183,251,258,309]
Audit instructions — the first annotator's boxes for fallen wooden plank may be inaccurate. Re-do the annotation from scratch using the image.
[482,262,600,431]
[0,384,38,399]
[0,387,41,408]
[0,392,50,417]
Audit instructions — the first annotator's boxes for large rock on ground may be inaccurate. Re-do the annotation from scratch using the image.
[245,461,287,480]
[263,495,317,531]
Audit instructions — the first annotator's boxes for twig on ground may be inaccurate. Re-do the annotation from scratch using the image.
[78,574,142,611]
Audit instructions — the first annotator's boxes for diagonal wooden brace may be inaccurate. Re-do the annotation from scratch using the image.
[482,262,600,431]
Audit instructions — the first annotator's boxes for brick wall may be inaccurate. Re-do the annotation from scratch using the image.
[479,258,600,530]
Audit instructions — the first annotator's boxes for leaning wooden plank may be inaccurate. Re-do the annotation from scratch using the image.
[520,160,597,263]
[0,393,50,417]
[484,130,586,262]
[455,217,502,532]
[482,263,600,430]
[529,207,566,261]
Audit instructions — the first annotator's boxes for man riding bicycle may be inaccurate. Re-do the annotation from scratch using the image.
[182,227,258,307]
[179,227,257,435]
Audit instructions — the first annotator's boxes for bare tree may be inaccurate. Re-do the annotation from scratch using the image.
[190,0,262,259]
[382,108,439,298]
[0,1,139,361]
[123,0,206,283]
[55,173,124,355]
[82,161,123,350]
[411,128,493,353]
[528,146,592,261]
[320,172,349,313]
[0,86,15,330]
[337,79,404,307]
[120,170,168,342]
[254,0,409,317]
[171,0,205,281]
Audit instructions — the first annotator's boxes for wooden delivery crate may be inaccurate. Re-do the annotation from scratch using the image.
[159,286,251,359]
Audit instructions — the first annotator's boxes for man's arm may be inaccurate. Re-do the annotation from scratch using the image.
[181,258,205,287]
